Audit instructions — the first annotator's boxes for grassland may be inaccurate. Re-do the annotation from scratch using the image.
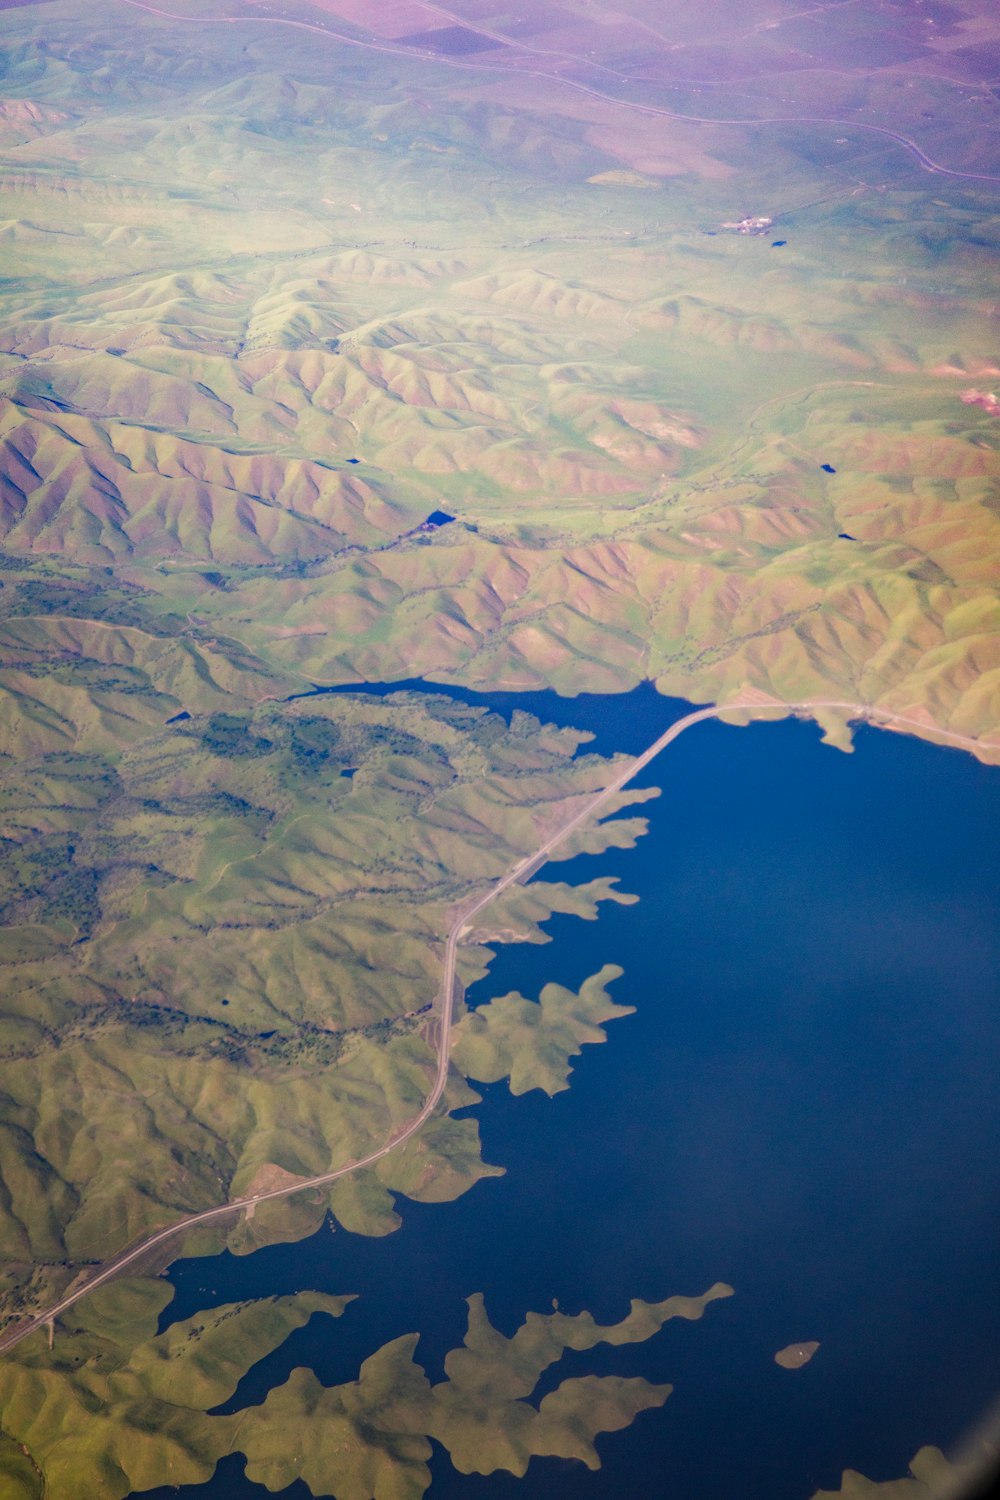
[0,676,652,1324]
[0,1,997,1493]
[1,0,998,757]
[0,1272,732,1498]
[809,1445,988,1500]
[451,963,634,1096]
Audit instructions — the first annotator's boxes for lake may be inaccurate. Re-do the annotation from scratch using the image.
[138,685,1000,1499]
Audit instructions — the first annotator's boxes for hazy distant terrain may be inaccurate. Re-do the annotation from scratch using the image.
[0,0,998,1494]
[2,0,998,750]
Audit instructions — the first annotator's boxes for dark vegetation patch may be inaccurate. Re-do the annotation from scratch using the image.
[397,24,507,54]
[0,837,101,939]
[200,713,274,759]
[289,715,342,770]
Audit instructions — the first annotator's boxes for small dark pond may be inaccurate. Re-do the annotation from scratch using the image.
[138,682,1000,1500]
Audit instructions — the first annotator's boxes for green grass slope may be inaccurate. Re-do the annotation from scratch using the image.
[0,682,647,1324]
[0,1275,732,1500]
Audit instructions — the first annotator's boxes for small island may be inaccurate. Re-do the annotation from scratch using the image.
[774,1341,820,1370]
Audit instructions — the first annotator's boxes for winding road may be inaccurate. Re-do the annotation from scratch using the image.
[0,696,992,1357]
[116,0,1000,184]
[3,0,995,1364]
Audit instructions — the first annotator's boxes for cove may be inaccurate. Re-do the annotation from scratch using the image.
[287,677,684,759]
[138,689,1000,1500]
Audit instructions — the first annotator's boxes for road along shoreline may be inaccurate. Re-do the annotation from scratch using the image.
[0,696,992,1357]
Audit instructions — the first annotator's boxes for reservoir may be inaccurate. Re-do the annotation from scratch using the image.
[140,687,1000,1500]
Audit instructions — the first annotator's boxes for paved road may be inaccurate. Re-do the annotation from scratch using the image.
[0,696,991,1357]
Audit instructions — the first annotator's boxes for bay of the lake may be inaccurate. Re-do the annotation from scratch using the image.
[139,688,1000,1500]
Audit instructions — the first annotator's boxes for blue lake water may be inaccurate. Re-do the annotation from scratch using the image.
[138,687,1000,1500]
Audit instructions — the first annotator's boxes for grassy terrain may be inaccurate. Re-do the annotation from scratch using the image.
[451,963,634,1096]
[809,1446,985,1500]
[0,1274,732,1499]
[0,1,997,1493]
[0,0,997,754]
[0,678,652,1324]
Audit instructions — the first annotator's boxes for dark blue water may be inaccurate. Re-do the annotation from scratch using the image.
[137,689,1000,1500]
[289,678,694,759]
